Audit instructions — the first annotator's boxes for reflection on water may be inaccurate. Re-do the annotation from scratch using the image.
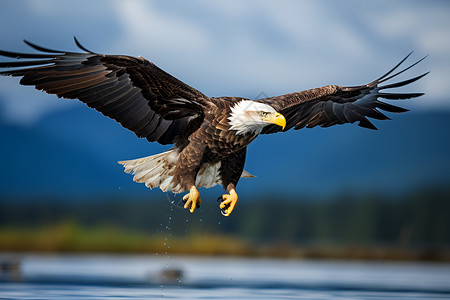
[0,254,449,299]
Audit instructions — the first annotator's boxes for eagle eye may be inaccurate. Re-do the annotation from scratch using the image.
[259,111,268,117]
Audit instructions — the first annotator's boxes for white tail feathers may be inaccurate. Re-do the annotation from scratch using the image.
[195,163,254,188]
[241,170,255,178]
[118,150,182,193]
[118,150,255,193]
[196,162,222,189]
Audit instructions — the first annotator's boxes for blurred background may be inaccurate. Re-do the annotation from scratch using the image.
[0,0,449,261]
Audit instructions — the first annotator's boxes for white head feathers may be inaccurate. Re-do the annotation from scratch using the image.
[228,100,277,135]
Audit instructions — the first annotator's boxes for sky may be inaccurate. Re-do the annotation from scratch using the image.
[0,0,449,126]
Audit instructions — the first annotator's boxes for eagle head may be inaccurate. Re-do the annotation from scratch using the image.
[228,100,286,135]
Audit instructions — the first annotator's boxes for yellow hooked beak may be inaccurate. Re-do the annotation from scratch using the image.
[268,112,286,130]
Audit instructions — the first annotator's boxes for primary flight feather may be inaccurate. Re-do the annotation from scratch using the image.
[0,38,428,216]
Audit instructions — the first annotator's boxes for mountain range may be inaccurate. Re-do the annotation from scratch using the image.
[1,103,449,201]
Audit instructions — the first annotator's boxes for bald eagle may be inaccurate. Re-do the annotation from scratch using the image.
[0,39,427,216]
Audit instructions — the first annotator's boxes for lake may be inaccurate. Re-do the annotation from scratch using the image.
[0,254,449,299]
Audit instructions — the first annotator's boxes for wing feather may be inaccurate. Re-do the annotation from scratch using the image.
[0,38,211,145]
[260,53,427,133]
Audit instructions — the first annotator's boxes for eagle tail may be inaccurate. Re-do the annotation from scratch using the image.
[118,150,255,193]
[118,150,181,193]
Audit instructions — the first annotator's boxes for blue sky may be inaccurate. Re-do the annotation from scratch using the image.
[0,0,449,126]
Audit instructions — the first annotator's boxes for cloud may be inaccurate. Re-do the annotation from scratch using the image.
[364,2,450,105]
[112,1,210,55]
[0,0,449,126]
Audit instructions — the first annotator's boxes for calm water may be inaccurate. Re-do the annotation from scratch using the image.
[0,254,449,299]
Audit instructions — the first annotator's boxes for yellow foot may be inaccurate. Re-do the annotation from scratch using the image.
[183,186,201,213]
[218,189,238,217]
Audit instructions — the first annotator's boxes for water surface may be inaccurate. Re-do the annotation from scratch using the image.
[0,254,449,299]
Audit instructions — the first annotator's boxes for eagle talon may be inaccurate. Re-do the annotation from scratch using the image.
[219,189,238,217]
[183,186,201,213]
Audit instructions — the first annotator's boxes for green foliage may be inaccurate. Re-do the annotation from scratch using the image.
[0,188,449,260]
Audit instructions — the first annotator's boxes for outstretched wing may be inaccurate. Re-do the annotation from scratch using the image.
[0,38,211,145]
[259,53,428,134]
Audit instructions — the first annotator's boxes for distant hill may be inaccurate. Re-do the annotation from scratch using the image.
[1,104,450,200]
[0,105,154,199]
